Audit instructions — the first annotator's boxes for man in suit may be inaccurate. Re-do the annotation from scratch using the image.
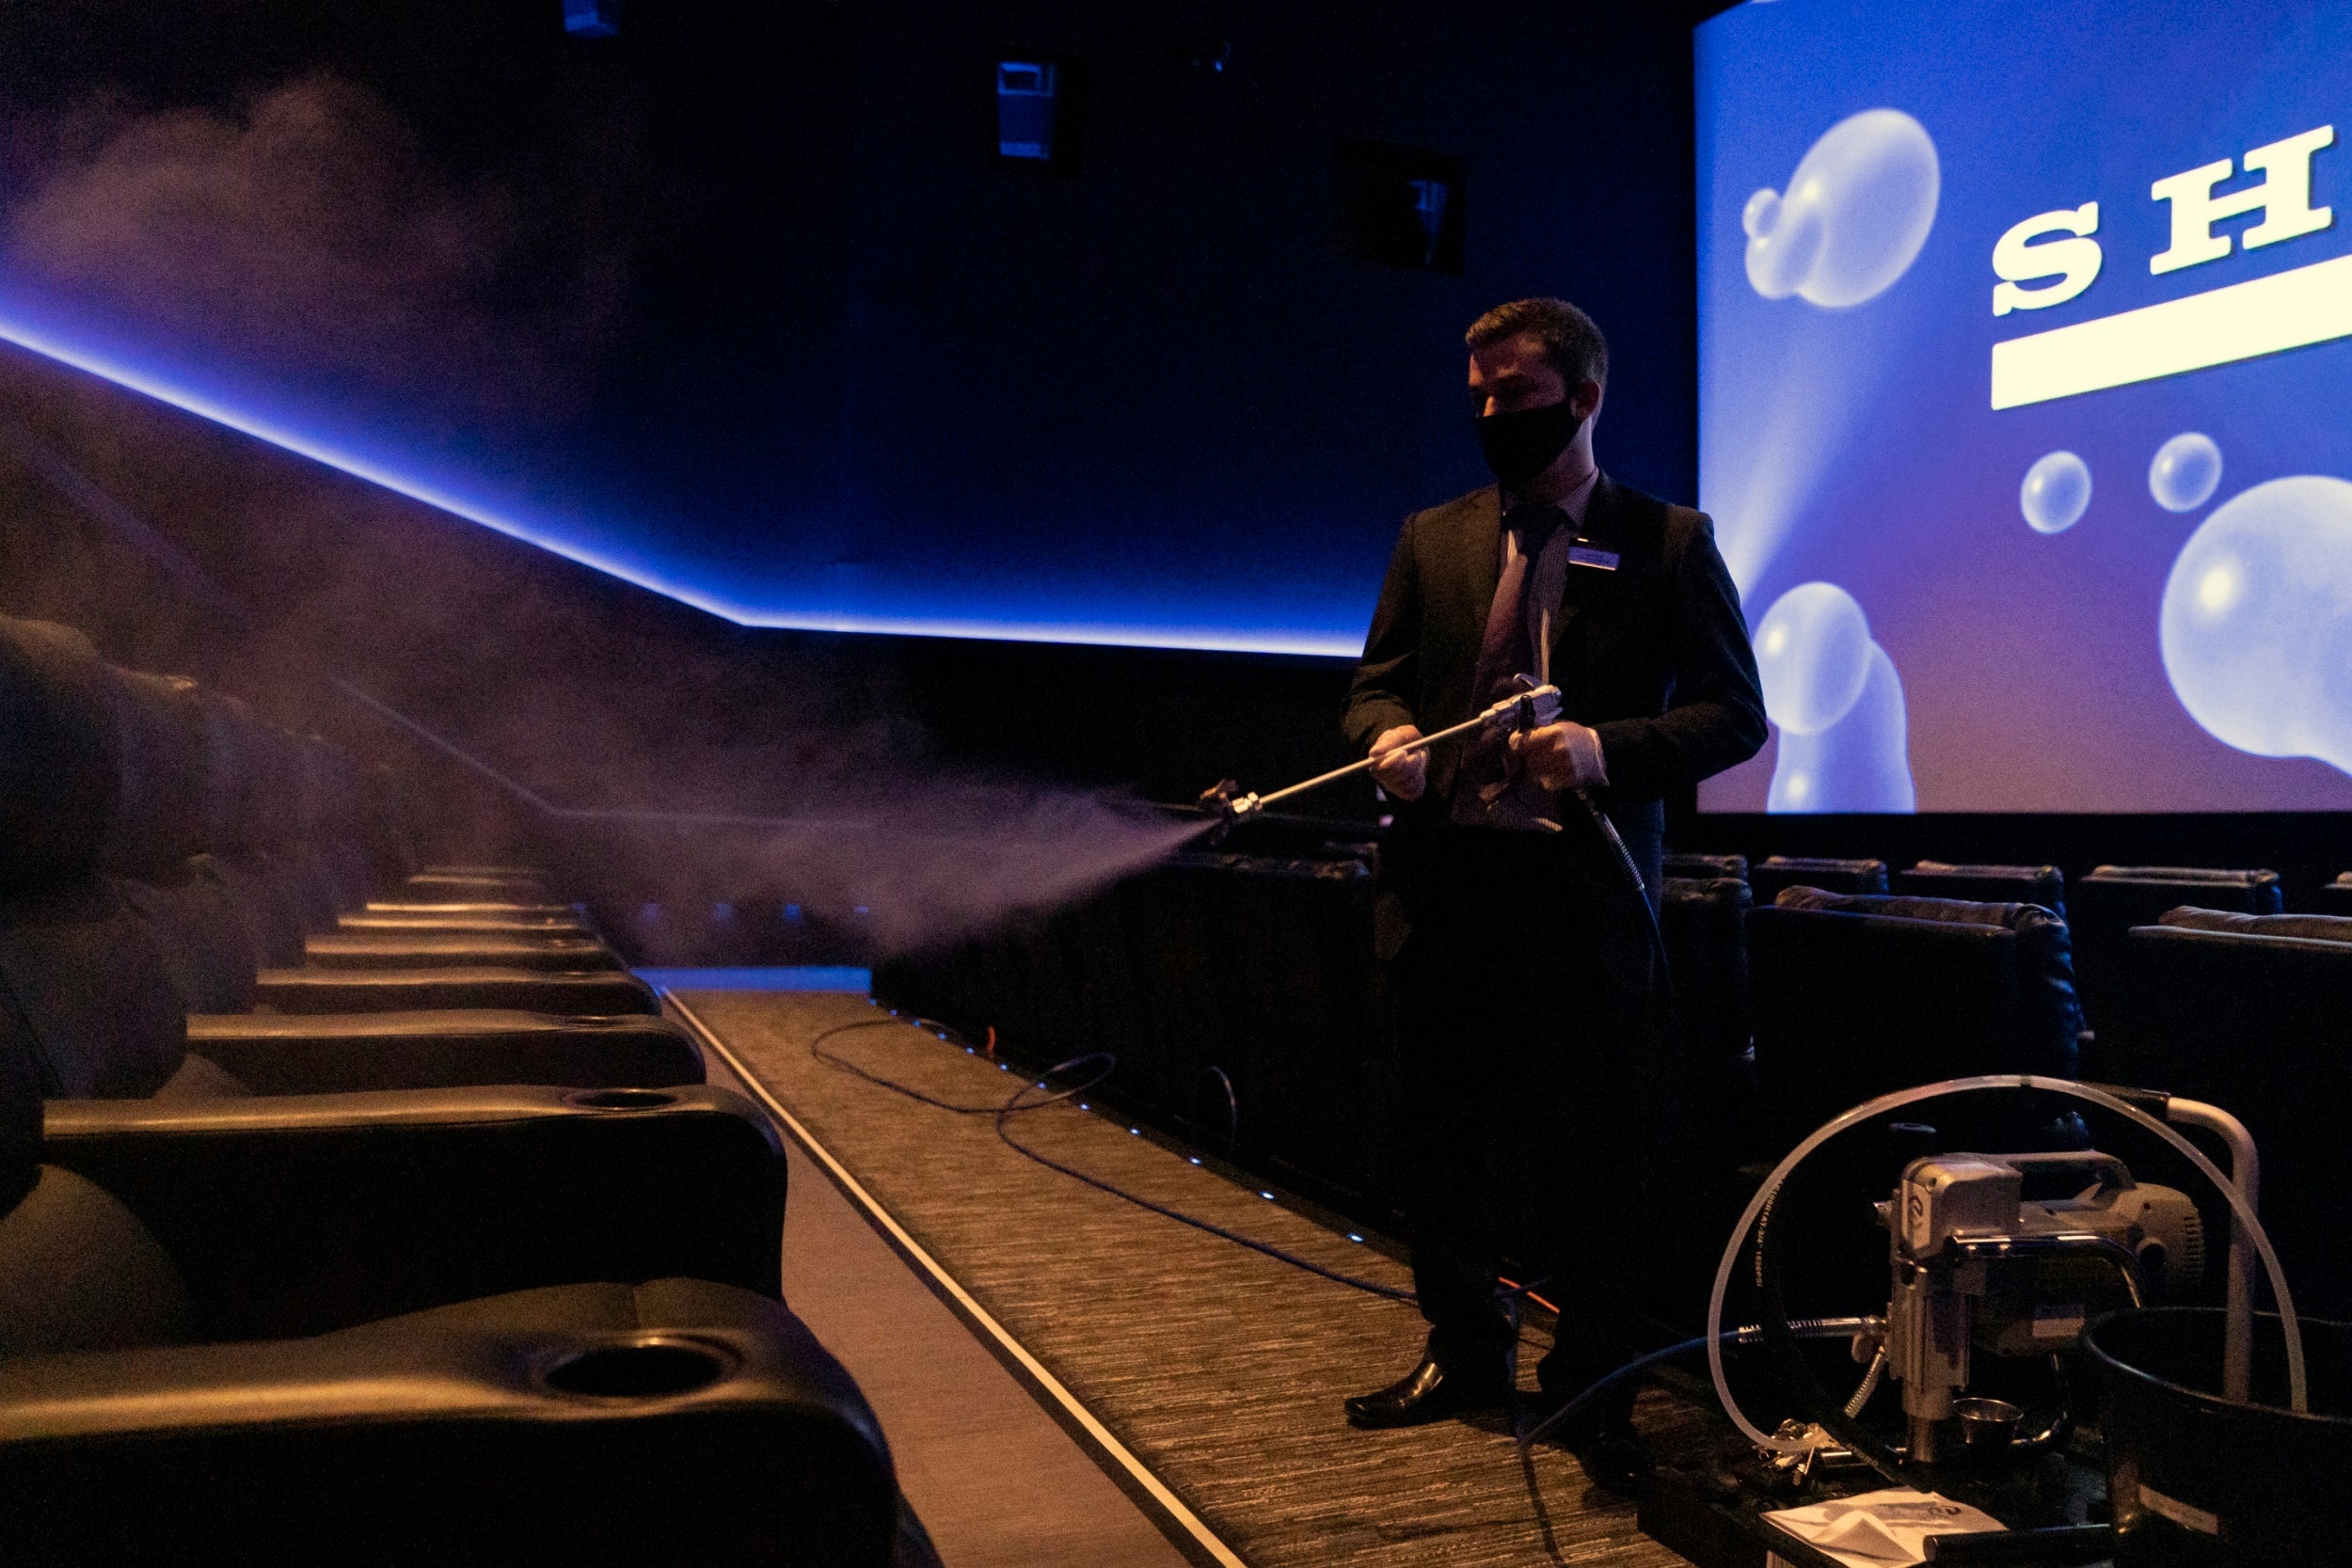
[1340,298,1765,1457]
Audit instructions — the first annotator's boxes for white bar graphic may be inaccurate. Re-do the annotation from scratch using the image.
[1991,249,2352,408]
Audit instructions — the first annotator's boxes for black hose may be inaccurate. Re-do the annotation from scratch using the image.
[810,1015,1417,1302]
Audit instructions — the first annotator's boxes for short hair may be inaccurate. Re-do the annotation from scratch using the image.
[1465,297,1608,391]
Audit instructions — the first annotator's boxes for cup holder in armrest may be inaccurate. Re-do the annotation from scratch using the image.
[539,1337,737,1399]
[564,1088,682,1111]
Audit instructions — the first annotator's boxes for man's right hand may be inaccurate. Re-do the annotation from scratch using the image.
[1369,725,1427,801]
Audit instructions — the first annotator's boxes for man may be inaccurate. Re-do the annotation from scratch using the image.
[1340,298,1765,1458]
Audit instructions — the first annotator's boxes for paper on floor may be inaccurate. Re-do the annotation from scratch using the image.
[1764,1488,2003,1567]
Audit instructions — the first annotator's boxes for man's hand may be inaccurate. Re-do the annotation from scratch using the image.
[1509,721,1608,793]
[1369,725,1428,800]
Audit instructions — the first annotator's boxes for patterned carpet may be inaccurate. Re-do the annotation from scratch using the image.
[677,990,1703,1568]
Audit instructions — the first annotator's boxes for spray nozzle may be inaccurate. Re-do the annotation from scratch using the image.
[1197,778,1263,826]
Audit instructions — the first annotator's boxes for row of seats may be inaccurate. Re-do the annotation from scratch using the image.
[0,617,897,1563]
[1663,852,2303,1038]
[1660,851,2348,1319]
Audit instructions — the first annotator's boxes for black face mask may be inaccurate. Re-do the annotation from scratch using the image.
[1474,398,1582,490]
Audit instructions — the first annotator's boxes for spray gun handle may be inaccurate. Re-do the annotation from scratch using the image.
[1483,680,1562,731]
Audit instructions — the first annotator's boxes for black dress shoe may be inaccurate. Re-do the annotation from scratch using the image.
[1343,1357,1511,1429]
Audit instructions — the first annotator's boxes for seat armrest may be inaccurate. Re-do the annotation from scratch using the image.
[42,1086,784,1337]
[300,931,625,972]
[253,966,660,1014]
[0,1285,895,1567]
[186,1010,705,1092]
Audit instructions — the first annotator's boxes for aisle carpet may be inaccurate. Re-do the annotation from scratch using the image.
[678,989,1705,1568]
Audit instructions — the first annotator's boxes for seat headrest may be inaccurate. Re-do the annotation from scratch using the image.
[1912,860,2062,881]
[1756,855,1889,894]
[1773,884,2060,933]
[2154,907,2352,944]
[1750,891,2083,1083]
[2088,864,2280,887]
[1896,862,2066,911]
[0,618,117,888]
[1664,852,1749,881]
[99,670,210,875]
[1662,875,1752,911]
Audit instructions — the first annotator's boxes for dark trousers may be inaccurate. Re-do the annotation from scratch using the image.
[1391,823,1655,1394]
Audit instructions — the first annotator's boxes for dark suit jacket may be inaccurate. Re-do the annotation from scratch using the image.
[1343,473,1767,938]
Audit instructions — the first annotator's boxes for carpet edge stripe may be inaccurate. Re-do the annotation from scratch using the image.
[665,990,1252,1568]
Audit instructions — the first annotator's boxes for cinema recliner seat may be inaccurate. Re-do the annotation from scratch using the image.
[1895,860,2066,919]
[0,617,658,1023]
[2098,909,2352,1319]
[1,617,687,1087]
[2069,864,2282,1039]
[2311,872,2352,915]
[1749,854,1888,905]
[1748,887,2084,1154]
[1745,887,2088,1307]
[1653,874,1756,1317]
[1663,851,1748,883]
[0,1049,895,1565]
[299,929,625,972]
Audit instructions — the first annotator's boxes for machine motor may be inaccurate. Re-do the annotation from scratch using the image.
[1881,1151,2203,1462]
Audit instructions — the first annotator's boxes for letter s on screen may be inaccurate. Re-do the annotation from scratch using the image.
[1992,201,2103,316]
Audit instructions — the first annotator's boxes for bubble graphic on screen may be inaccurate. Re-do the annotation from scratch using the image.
[1756,582,1915,812]
[1756,581,1873,734]
[1743,109,1940,308]
[2021,451,2091,534]
[2161,475,2352,777]
[1770,646,1917,814]
[2149,433,2223,514]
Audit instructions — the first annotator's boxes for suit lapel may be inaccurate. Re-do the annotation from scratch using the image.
[1460,485,1503,633]
[1547,471,1622,675]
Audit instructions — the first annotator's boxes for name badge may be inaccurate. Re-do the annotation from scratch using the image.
[1568,541,1619,572]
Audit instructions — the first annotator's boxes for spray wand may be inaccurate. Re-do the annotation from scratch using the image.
[1200,679,1562,823]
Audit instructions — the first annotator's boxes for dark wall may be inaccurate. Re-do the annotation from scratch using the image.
[0,0,1705,646]
[0,0,1709,837]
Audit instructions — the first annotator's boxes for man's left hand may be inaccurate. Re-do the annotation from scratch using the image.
[1508,721,1608,793]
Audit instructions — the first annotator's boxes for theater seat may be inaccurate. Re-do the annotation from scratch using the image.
[40,1085,787,1327]
[1896,861,2065,918]
[185,1011,703,1094]
[1654,875,1755,1316]
[1745,889,2087,1308]
[1660,876,1754,1148]
[0,620,646,1024]
[1663,851,1748,882]
[0,1277,895,1566]
[299,930,625,972]
[0,1053,892,1565]
[2070,864,2282,1037]
[2305,872,2352,915]
[1750,855,1888,904]
[2100,917,2352,1318]
[337,910,588,933]
[1749,888,2083,1154]
[251,966,660,1016]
